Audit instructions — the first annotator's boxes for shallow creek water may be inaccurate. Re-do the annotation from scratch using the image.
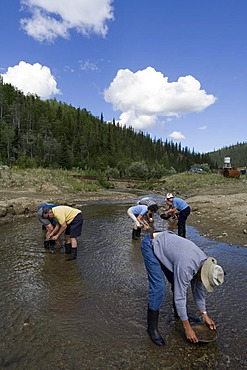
[0,200,246,370]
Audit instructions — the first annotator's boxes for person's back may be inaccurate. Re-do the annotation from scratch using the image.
[37,203,59,223]
[153,231,206,270]
[130,204,148,216]
[137,197,157,207]
[51,205,82,225]
[172,197,189,212]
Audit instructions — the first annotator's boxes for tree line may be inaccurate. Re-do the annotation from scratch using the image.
[0,78,216,179]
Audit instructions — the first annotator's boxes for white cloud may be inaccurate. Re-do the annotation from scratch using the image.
[2,61,60,99]
[104,66,217,130]
[64,65,74,73]
[79,59,99,71]
[20,0,114,42]
[199,125,207,130]
[169,131,186,140]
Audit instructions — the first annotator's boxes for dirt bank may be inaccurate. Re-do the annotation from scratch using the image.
[187,192,247,247]
[0,188,137,224]
[0,179,247,247]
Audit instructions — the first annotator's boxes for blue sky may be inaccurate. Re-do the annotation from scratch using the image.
[1,0,246,153]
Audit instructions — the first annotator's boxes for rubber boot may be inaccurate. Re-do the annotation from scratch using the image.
[66,247,77,261]
[178,223,186,238]
[44,240,50,249]
[132,229,139,240]
[65,243,72,254]
[49,239,56,253]
[147,308,165,346]
[173,300,179,318]
[136,227,142,238]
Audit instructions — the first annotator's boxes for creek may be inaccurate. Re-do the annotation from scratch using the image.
[0,200,246,370]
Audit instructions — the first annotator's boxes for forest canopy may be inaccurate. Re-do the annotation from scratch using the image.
[0,79,217,178]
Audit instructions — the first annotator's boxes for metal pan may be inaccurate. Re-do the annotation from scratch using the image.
[160,213,171,220]
[191,322,218,343]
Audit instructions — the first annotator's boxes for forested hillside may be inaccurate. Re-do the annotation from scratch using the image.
[0,79,215,178]
[208,142,247,168]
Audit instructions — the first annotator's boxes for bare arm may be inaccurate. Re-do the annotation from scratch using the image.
[182,320,199,343]
[51,222,67,239]
[137,214,150,229]
[47,224,60,239]
[200,312,216,330]
[165,206,177,216]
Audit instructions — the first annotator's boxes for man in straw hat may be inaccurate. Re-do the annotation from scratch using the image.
[141,230,224,346]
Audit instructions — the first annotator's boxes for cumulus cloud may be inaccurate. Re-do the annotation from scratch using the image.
[104,66,217,130]
[199,125,207,130]
[20,0,114,42]
[2,61,60,99]
[169,131,186,140]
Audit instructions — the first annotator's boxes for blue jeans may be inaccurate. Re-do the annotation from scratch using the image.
[178,206,190,238]
[141,234,166,311]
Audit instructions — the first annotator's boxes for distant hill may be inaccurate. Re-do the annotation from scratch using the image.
[207,142,247,168]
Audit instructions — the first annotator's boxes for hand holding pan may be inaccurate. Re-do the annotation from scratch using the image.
[191,323,218,343]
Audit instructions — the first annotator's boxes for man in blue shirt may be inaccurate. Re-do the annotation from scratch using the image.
[141,230,224,346]
[163,193,190,237]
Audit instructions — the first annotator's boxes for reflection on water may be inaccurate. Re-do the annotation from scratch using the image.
[0,201,247,370]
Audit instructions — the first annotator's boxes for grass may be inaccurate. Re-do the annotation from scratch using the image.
[0,167,102,193]
[152,172,247,197]
[1,167,246,196]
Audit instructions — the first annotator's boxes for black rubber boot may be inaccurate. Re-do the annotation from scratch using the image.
[173,300,179,318]
[132,229,139,240]
[136,227,142,238]
[66,247,77,261]
[44,240,50,249]
[49,239,56,253]
[178,223,186,238]
[65,243,72,254]
[147,308,165,346]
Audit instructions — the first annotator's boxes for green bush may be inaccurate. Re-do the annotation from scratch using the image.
[16,156,37,169]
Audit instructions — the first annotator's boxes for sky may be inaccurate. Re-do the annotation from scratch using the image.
[0,0,246,154]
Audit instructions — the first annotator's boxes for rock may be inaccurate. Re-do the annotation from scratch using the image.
[0,206,7,217]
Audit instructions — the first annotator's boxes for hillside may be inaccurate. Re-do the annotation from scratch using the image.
[0,81,214,174]
[208,142,247,168]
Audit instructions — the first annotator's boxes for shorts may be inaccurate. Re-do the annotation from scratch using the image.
[65,213,83,238]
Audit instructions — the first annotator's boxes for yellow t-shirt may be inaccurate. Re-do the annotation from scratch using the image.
[52,206,81,225]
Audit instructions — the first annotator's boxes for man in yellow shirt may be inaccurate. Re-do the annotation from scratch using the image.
[42,205,83,260]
